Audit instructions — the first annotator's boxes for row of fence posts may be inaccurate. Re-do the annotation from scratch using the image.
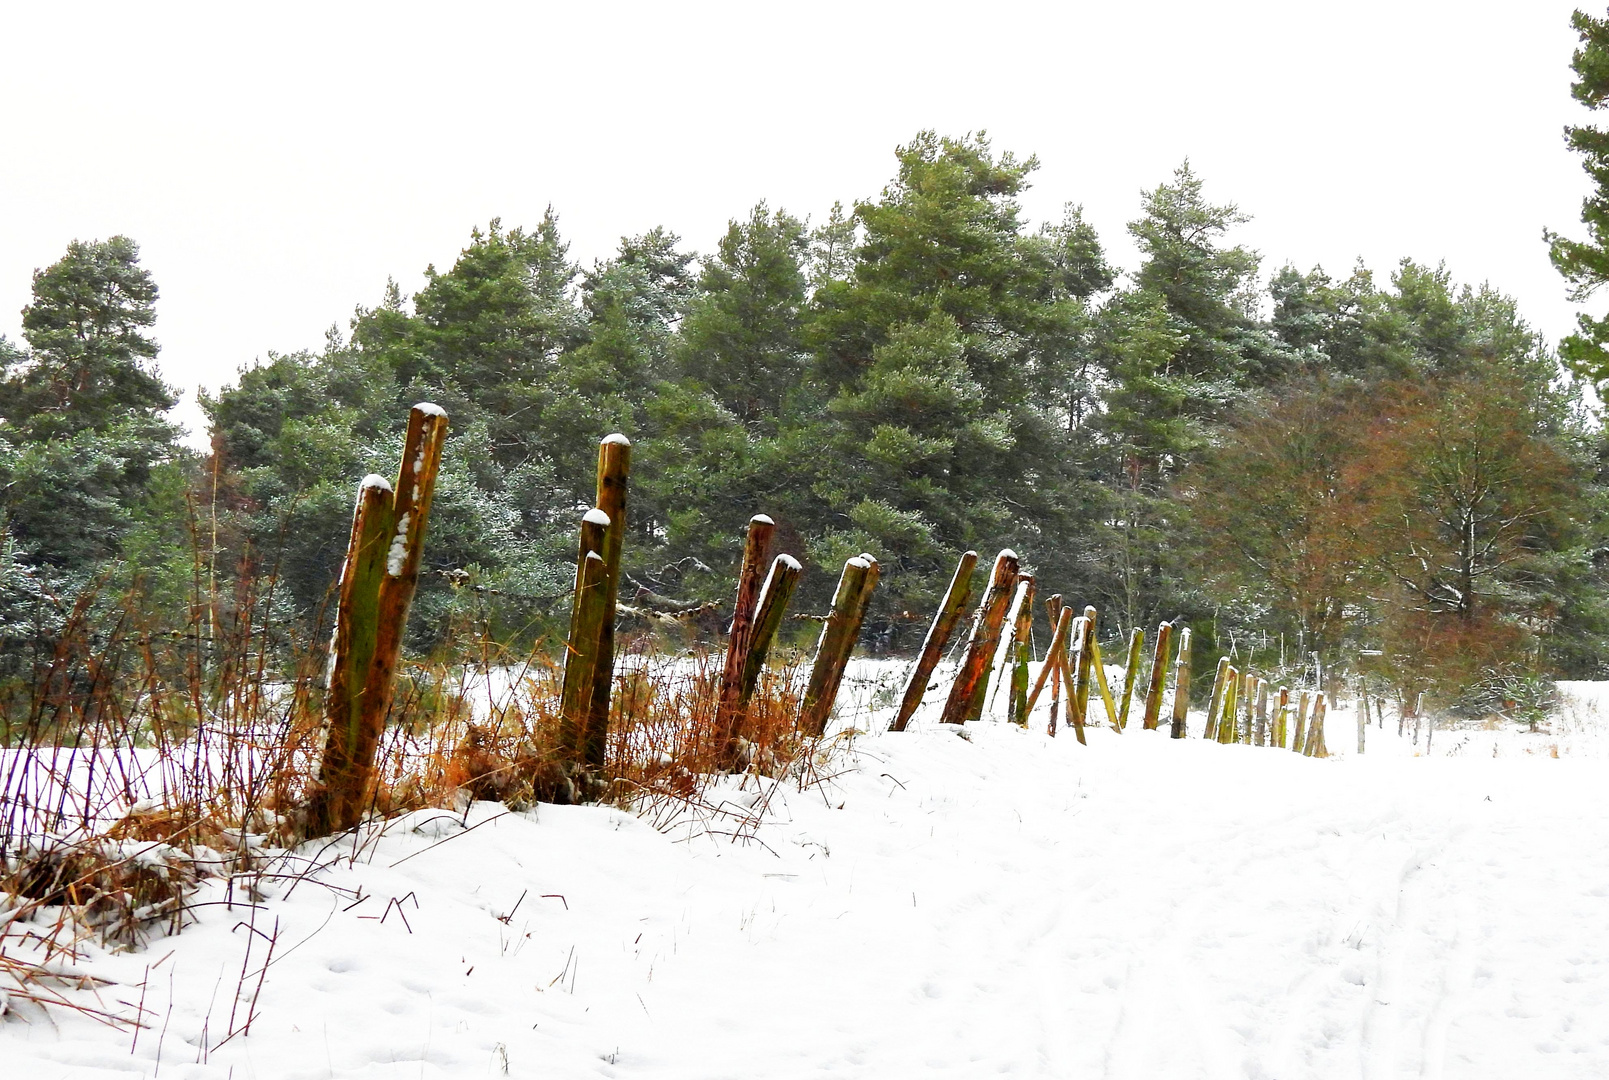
[885,546,1332,755]
[1201,658,1330,756]
[311,418,891,834]
[311,421,1330,837]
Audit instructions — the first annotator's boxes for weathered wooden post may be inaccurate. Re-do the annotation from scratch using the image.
[583,434,630,767]
[716,515,777,760]
[1239,671,1256,744]
[1217,665,1239,744]
[1044,595,1064,732]
[1024,605,1073,723]
[1058,614,1091,744]
[310,475,395,834]
[1253,679,1269,747]
[1170,627,1192,739]
[1004,577,1036,726]
[1141,622,1173,730]
[310,402,448,835]
[1117,627,1144,731]
[1204,656,1230,741]
[940,551,1018,724]
[1085,607,1121,730]
[890,551,977,732]
[557,509,613,769]
[1073,609,1095,731]
[1292,690,1311,754]
[1307,693,1328,756]
[1357,688,1367,755]
[800,556,874,736]
[738,555,802,708]
[993,576,1036,715]
[1274,685,1290,748]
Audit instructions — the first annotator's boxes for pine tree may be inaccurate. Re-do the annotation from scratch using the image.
[0,237,181,573]
[1548,8,1609,382]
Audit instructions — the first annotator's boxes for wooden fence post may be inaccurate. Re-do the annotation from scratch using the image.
[1254,678,1269,746]
[1073,610,1095,732]
[940,550,1018,724]
[1117,627,1144,731]
[1170,627,1192,739]
[992,576,1036,715]
[309,475,395,835]
[1024,605,1073,724]
[1141,622,1173,730]
[1218,665,1239,744]
[1086,607,1121,730]
[737,555,802,710]
[890,551,977,732]
[1059,615,1091,744]
[1240,670,1257,744]
[1044,595,1064,732]
[1357,690,1367,755]
[585,434,630,768]
[1204,656,1230,741]
[557,510,612,771]
[1293,690,1311,754]
[1307,692,1328,756]
[1004,577,1037,726]
[716,515,777,756]
[799,555,877,736]
[1274,686,1290,748]
[309,402,448,836]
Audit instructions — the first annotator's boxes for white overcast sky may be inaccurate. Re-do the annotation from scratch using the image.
[0,1,1596,442]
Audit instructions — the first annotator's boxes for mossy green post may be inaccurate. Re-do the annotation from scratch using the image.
[800,556,873,737]
[1141,622,1173,730]
[1204,656,1230,741]
[891,551,976,732]
[1117,627,1144,731]
[738,555,801,708]
[586,435,630,769]
[941,551,1018,725]
[717,515,776,761]
[558,510,611,769]
[1170,627,1192,739]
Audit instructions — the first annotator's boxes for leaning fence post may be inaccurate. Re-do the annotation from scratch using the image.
[309,402,448,836]
[1204,656,1230,741]
[1024,605,1073,723]
[800,556,874,736]
[308,474,395,835]
[1085,607,1121,730]
[737,554,802,711]
[1170,627,1192,739]
[1308,692,1329,756]
[940,550,1018,724]
[1059,615,1091,745]
[717,515,777,756]
[1117,627,1144,731]
[557,510,612,772]
[1292,690,1311,753]
[585,434,631,768]
[1141,622,1173,730]
[1044,595,1065,732]
[1073,609,1095,732]
[891,551,977,732]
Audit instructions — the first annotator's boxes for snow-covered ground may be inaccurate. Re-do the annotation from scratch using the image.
[7,661,1609,1078]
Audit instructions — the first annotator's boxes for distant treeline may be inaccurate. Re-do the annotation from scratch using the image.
[4,132,1606,713]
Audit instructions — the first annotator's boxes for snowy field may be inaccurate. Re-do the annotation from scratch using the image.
[7,662,1609,1078]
